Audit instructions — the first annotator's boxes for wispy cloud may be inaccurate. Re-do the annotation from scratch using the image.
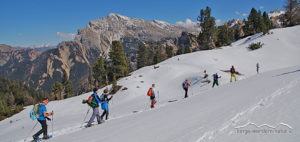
[175,18,198,29]
[18,33,23,36]
[259,6,264,10]
[56,32,76,39]
[235,11,240,15]
[242,13,248,17]
[216,19,221,25]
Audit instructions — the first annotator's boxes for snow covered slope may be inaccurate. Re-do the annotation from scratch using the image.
[0,26,300,142]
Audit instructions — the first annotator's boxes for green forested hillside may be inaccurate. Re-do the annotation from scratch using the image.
[0,76,48,120]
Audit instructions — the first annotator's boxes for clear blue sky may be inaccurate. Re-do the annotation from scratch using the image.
[0,0,285,47]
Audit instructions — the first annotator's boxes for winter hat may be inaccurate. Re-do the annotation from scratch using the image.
[104,88,109,93]
[42,98,49,104]
[93,88,98,93]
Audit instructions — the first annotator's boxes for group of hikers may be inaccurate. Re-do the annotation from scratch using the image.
[86,88,113,127]
[31,88,113,141]
[30,63,260,141]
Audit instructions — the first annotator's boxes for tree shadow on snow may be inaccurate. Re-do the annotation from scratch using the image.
[273,69,300,77]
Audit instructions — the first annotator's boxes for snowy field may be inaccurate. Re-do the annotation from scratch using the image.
[0,26,300,142]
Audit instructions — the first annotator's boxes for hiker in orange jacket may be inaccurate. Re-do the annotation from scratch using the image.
[147,84,157,108]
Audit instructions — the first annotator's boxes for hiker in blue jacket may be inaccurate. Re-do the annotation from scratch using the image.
[100,88,113,121]
[33,98,53,141]
[87,88,103,127]
[212,73,221,88]
[182,79,191,98]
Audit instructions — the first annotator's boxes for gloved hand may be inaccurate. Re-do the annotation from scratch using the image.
[82,100,88,104]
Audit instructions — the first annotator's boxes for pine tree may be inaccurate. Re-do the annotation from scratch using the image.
[283,0,300,26]
[234,27,241,40]
[61,71,74,98]
[257,10,263,33]
[7,93,15,106]
[216,25,235,46]
[152,51,161,64]
[137,44,148,69]
[52,81,63,100]
[109,41,129,80]
[64,80,74,98]
[166,46,174,57]
[177,45,184,55]
[197,6,217,50]
[247,8,259,34]
[184,46,192,53]
[262,11,272,32]
[92,56,107,87]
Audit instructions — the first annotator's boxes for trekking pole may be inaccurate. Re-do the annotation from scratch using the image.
[157,91,160,107]
[81,107,91,128]
[24,121,39,142]
[144,99,151,111]
[191,86,194,96]
[52,112,54,137]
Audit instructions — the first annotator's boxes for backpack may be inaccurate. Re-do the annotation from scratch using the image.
[230,67,235,73]
[182,82,187,89]
[147,88,152,96]
[87,94,98,108]
[30,104,41,120]
[213,74,217,80]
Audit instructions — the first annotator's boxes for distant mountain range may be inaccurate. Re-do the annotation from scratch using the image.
[0,13,201,93]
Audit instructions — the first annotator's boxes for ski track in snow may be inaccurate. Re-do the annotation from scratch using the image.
[20,76,209,142]
[195,77,300,142]
[19,72,300,142]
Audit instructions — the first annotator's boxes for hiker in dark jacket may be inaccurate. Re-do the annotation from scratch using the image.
[87,88,103,127]
[230,65,237,82]
[212,73,221,88]
[33,98,54,141]
[100,88,113,121]
[182,79,191,98]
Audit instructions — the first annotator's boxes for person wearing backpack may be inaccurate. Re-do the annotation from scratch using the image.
[32,98,54,141]
[147,84,157,108]
[212,73,221,88]
[87,88,103,127]
[100,88,113,121]
[230,65,237,82]
[182,79,191,98]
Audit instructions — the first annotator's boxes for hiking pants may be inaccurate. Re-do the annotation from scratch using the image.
[230,73,237,82]
[184,88,188,98]
[101,110,109,120]
[212,80,219,88]
[150,97,156,108]
[33,120,47,138]
[88,107,101,124]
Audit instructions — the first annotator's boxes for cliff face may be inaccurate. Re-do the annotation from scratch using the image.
[0,14,200,93]
[74,13,199,56]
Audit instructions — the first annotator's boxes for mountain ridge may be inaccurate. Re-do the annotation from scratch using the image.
[0,13,199,93]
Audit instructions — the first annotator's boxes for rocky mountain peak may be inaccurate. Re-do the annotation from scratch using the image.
[0,13,200,93]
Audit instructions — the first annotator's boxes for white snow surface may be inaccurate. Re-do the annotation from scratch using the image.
[1,26,300,142]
